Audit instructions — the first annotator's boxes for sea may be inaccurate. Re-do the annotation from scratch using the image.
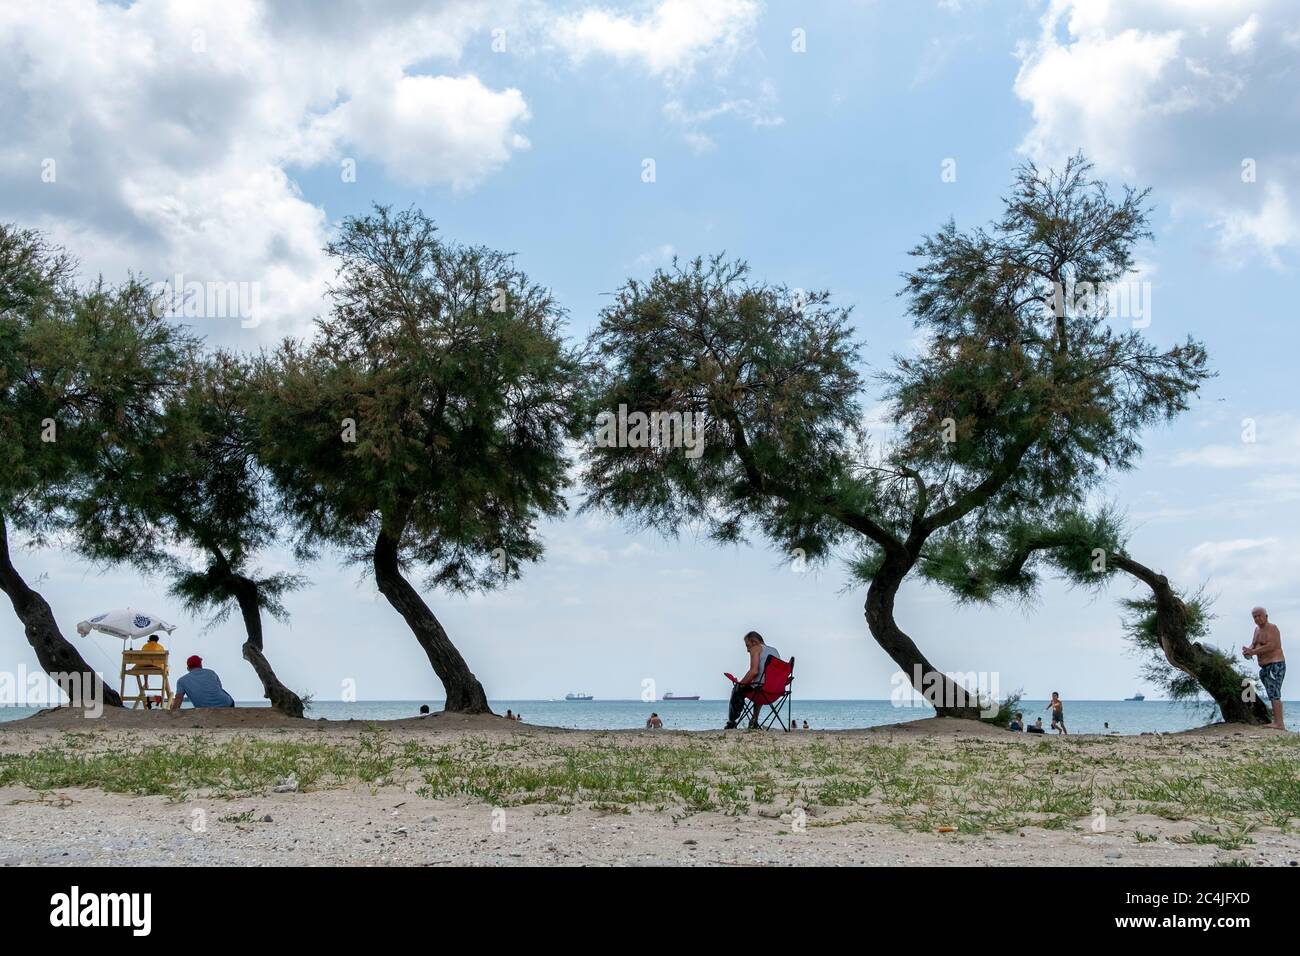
[1,698,1294,733]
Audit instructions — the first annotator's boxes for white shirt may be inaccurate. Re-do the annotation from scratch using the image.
[756,643,781,682]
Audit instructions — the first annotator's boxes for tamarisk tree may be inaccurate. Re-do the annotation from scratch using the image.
[252,207,585,713]
[0,224,104,702]
[0,225,188,707]
[582,157,1209,716]
[72,350,308,716]
[922,508,1271,724]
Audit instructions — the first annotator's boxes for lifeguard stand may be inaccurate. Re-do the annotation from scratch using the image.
[120,648,172,709]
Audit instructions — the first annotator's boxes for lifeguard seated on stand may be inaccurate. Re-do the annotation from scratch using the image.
[121,635,172,709]
[138,635,165,656]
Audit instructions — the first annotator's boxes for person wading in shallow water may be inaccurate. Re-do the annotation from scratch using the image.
[724,631,781,729]
[1244,606,1286,730]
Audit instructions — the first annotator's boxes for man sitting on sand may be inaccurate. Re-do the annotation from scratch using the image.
[170,655,234,709]
[1009,712,1024,732]
[724,630,781,730]
[1244,606,1286,730]
[1027,717,1046,734]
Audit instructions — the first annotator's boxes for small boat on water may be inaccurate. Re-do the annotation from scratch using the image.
[564,692,593,701]
[662,692,700,701]
[1125,693,1145,701]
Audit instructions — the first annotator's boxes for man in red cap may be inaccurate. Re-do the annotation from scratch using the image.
[170,655,235,709]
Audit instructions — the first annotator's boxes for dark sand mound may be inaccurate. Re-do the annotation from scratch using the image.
[381,712,562,734]
[1169,721,1288,738]
[5,705,308,731]
[1,706,541,734]
[854,716,1012,738]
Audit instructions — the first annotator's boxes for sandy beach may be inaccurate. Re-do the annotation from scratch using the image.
[1,708,1296,867]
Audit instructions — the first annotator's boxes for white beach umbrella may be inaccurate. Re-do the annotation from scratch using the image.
[76,608,177,643]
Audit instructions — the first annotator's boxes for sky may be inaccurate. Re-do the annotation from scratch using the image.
[1,0,1298,705]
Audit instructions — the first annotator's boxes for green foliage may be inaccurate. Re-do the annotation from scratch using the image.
[582,253,866,560]
[889,155,1210,546]
[580,157,1211,604]
[0,224,75,535]
[981,688,1023,727]
[1,223,195,539]
[1121,587,1212,652]
[252,205,587,591]
[1119,589,1249,708]
[169,567,303,630]
[70,346,303,629]
[1,223,297,655]
[916,506,1124,602]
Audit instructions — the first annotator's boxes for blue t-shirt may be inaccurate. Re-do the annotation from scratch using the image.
[176,667,235,708]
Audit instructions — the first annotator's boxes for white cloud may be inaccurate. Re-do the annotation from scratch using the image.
[1178,535,1300,613]
[1015,26,1189,172]
[1228,13,1260,53]
[682,130,715,151]
[546,516,616,566]
[1185,536,1277,567]
[1167,412,1300,513]
[1013,0,1300,263]
[1212,180,1299,259]
[550,0,774,150]
[551,0,759,78]
[315,73,531,190]
[0,0,533,339]
[1247,473,1300,500]
[633,243,677,267]
[662,82,783,151]
[1170,413,1300,470]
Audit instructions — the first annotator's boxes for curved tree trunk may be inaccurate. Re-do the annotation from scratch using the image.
[0,513,122,708]
[865,553,984,720]
[373,524,490,714]
[225,571,305,718]
[1112,554,1270,725]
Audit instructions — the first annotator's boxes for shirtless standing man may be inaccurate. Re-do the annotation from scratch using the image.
[1243,607,1286,730]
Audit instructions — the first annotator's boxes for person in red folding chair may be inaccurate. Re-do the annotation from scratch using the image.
[724,630,789,729]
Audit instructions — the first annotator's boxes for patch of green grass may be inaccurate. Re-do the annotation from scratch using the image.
[0,730,401,799]
[217,809,258,824]
[2,729,1295,840]
[1172,824,1256,851]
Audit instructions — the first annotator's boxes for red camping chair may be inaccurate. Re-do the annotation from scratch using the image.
[734,656,795,731]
